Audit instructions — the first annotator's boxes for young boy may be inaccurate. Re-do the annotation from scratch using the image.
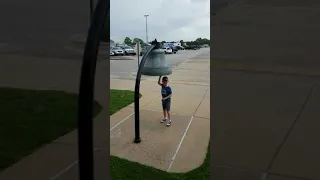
[158,76,172,126]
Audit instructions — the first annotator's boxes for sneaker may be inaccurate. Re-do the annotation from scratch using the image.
[161,118,167,123]
[166,120,172,126]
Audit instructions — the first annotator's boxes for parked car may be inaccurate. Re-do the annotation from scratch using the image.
[171,46,178,54]
[111,47,124,56]
[185,45,200,50]
[139,45,151,56]
[163,47,173,54]
[110,47,114,56]
[175,46,185,50]
[122,46,136,55]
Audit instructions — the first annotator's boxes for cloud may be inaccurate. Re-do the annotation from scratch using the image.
[110,0,210,43]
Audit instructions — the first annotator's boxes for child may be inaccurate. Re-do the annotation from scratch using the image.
[158,76,172,126]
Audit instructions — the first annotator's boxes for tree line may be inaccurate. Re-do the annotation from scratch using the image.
[122,37,210,47]
[123,37,148,47]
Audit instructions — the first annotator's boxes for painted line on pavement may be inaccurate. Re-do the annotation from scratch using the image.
[110,112,134,131]
[167,116,194,172]
[50,112,134,180]
[49,160,79,180]
[166,87,209,171]
[49,147,110,180]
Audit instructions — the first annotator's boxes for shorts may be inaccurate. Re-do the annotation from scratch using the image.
[162,100,171,111]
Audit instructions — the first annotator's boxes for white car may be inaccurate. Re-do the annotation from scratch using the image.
[111,47,124,56]
[122,46,136,55]
[110,51,114,56]
[163,47,173,54]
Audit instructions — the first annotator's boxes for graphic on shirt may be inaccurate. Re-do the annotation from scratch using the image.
[161,85,172,101]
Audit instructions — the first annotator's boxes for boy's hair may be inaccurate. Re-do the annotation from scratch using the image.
[162,76,168,81]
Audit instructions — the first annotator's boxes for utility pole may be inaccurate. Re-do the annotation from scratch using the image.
[144,15,149,44]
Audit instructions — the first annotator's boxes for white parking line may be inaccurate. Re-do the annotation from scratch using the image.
[49,160,79,180]
[167,116,194,171]
[110,112,134,131]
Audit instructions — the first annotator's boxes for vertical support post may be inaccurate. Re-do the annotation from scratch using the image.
[133,44,156,143]
[78,0,108,180]
[90,0,94,22]
[137,42,140,68]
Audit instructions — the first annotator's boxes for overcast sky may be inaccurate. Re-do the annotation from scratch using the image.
[110,0,210,43]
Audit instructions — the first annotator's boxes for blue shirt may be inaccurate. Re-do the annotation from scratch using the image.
[161,85,172,101]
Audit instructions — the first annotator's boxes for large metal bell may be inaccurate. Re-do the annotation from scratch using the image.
[141,48,172,76]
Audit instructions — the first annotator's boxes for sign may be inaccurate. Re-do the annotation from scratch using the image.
[135,42,141,67]
[135,42,141,54]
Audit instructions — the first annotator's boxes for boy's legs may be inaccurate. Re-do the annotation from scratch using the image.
[161,101,168,123]
[163,110,167,119]
[166,101,172,126]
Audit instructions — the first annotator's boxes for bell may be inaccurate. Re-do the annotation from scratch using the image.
[141,40,172,76]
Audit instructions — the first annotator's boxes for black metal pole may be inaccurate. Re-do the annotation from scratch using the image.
[78,0,109,179]
[90,0,94,21]
[134,44,156,143]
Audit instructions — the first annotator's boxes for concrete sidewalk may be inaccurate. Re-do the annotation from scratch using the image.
[109,54,210,173]
[0,50,210,179]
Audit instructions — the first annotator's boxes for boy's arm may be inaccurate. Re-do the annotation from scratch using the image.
[163,94,172,100]
[158,76,162,86]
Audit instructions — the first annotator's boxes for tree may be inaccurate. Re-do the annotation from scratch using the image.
[124,37,133,46]
[195,37,210,45]
[133,38,146,46]
[183,38,210,46]
[161,41,166,44]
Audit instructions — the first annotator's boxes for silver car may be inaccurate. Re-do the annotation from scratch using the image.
[111,47,124,56]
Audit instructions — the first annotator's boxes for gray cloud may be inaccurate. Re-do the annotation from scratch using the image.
[110,0,210,43]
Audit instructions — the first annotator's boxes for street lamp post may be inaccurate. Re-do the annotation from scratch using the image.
[144,15,149,44]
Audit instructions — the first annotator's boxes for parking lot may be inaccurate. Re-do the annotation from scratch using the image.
[106,48,210,80]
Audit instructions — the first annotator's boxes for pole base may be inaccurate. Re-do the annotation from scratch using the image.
[134,138,141,143]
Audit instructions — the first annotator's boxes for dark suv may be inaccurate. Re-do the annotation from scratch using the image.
[171,46,178,54]
[185,45,200,50]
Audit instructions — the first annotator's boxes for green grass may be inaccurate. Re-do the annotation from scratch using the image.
[110,147,210,180]
[0,87,210,179]
[110,89,141,115]
[0,87,102,171]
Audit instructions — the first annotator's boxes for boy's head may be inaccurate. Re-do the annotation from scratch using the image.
[162,76,169,85]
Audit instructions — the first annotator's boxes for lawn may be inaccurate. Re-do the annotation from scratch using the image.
[0,87,210,179]
[0,87,102,171]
